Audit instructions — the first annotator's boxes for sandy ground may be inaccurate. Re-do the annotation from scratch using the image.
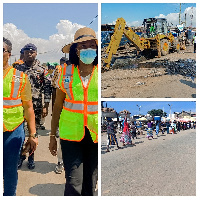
[101,45,196,98]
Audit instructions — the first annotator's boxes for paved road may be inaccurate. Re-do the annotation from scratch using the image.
[16,100,98,196]
[101,129,196,196]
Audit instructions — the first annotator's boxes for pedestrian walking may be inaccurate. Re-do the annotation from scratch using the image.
[155,120,160,137]
[49,27,98,196]
[3,37,38,196]
[166,121,170,134]
[14,43,51,169]
[170,121,176,134]
[193,121,196,129]
[120,117,132,146]
[130,122,137,140]
[146,120,153,139]
[177,121,181,132]
[193,33,196,53]
[106,118,121,152]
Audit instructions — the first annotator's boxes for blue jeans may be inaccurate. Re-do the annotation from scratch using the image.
[156,125,159,135]
[3,123,25,196]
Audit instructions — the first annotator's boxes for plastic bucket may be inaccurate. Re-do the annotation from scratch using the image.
[154,116,161,121]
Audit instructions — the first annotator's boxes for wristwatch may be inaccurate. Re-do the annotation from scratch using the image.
[30,132,38,139]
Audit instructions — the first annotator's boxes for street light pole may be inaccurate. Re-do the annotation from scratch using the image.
[179,3,181,25]
[168,104,172,118]
[136,105,141,115]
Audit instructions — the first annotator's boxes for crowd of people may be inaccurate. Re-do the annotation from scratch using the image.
[105,117,196,152]
[3,26,98,196]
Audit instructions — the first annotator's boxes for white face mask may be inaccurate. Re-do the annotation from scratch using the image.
[79,48,97,64]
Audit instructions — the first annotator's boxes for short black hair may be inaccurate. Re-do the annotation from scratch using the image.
[3,37,12,52]
[69,42,98,66]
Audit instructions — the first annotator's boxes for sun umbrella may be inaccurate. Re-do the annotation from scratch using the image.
[136,117,147,122]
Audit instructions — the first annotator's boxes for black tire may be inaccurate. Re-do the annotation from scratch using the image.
[173,39,180,53]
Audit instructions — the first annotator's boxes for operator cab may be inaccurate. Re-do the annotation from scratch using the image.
[143,18,168,38]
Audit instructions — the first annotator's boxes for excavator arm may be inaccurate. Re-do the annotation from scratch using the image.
[104,18,126,68]
[103,17,146,68]
[123,28,144,51]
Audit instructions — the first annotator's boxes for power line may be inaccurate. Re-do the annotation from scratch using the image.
[88,15,98,27]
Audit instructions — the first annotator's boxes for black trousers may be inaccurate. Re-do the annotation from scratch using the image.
[60,127,98,196]
[194,43,196,53]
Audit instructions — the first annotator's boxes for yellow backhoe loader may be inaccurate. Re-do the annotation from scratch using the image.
[103,17,181,68]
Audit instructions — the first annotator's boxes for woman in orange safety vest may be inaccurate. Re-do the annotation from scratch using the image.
[49,27,98,196]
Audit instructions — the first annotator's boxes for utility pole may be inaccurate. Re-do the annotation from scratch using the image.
[185,13,187,26]
[163,107,164,117]
[136,105,141,115]
[168,104,172,118]
[179,3,181,25]
[190,7,193,27]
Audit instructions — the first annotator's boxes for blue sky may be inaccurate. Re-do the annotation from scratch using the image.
[102,3,196,27]
[3,3,98,63]
[102,101,196,116]
[3,3,98,40]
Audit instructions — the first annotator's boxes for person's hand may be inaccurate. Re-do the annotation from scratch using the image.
[27,137,38,154]
[49,136,57,156]
[42,106,48,117]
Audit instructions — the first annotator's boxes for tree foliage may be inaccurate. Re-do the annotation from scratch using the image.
[147,109,167,117]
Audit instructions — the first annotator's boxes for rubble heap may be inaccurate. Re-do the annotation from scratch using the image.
[163,59,196,79]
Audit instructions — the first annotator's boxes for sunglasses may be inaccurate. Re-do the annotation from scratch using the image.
[3,48,9,53]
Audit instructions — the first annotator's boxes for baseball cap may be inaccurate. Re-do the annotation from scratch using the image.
[20,48,25,54]
[23,43,37,51]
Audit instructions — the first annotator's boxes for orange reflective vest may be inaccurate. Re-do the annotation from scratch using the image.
[3,67,27,131]
[58,64,98,143]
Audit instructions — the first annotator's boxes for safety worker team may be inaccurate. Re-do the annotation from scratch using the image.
[3,27,98,196]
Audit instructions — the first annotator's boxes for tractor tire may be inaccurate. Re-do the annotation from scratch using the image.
[160,39,169,56]
[173,40,180,53]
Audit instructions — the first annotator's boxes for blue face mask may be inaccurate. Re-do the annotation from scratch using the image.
[79,48,97,64]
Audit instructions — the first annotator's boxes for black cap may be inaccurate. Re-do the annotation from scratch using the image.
[23,43,37,51]
[20,47,25,54]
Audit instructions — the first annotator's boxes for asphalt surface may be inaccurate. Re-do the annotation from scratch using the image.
[101,129,196,196]
[16,106,66,196]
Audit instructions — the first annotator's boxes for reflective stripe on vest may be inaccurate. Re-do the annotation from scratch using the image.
[12,70,22,98]
[3,99,22,106]
[64,101,84,111]
[63,101,98,112]
[88,104,98,112]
